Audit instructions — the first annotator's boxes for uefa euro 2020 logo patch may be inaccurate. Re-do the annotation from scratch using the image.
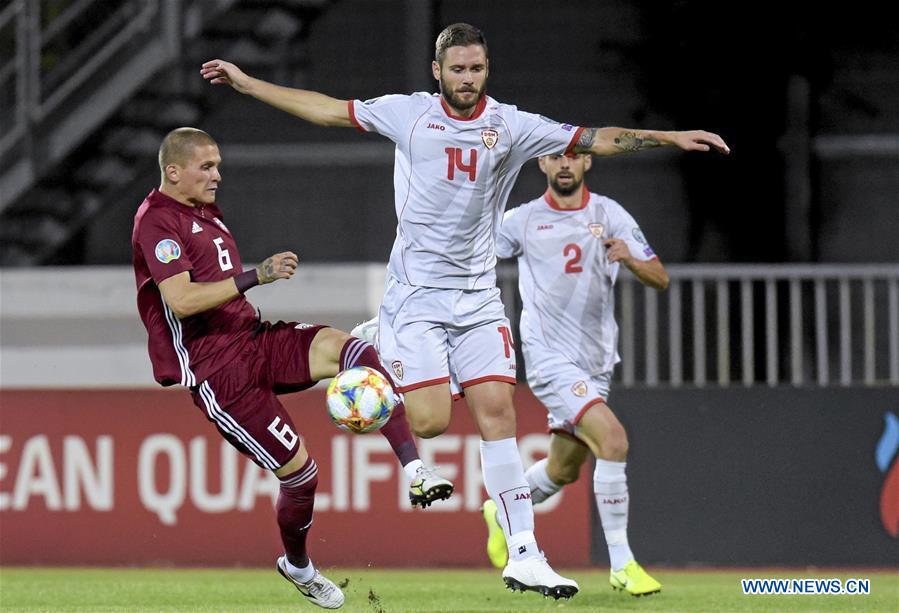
[155,239,181,264]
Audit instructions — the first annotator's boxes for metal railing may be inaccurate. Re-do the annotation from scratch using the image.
[498,263,899,388]
[0,0,28,153]
[0,0,158,140]
[0,0,243,213]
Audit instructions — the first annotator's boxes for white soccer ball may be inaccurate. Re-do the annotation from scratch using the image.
[325,366,397,434]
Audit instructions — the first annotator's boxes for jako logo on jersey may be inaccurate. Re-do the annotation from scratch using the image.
[571,381,588,397]
[481,128,498,149]
[537,224,554,231]
[154,239,181,263]
[391,360,404,380]
[513,492,531,501]
[588,223,604,238]
[427,122,446,131]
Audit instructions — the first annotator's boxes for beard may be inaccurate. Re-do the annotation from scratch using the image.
[439,77,486,111]
[550,175,583,196]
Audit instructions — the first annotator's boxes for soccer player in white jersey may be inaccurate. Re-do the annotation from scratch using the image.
[481,151,669,597]
[201,23,727,598]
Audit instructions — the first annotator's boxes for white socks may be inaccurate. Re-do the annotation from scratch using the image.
[284,556,315,583]
[403,459,423,481]
[480,438,538,561]
[522,454,636,570]
[525,457,563,503]
[594,458,633,570]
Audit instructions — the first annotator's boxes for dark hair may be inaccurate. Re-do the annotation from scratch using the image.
[434,23,488,66]
[158,127,217,174]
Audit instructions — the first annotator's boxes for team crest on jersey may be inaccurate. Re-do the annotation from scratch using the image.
[588,223,604,238]
[571,381,588,397]
[213,218,229,233]
[391,360,404,380]
[154,239,181,263]
[481,129,499,149]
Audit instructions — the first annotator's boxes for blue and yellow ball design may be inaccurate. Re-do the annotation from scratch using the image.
[326,366,397,434]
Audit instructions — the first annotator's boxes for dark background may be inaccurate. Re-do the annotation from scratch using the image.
[3,0,897,267]
[603,387,899,565]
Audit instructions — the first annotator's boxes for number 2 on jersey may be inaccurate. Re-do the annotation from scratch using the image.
[563,243,583,273]
[445,147,477,181]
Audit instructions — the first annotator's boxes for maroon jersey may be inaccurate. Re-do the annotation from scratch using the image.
[132,189,257,387]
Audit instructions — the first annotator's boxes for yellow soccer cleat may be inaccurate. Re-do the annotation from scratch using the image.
[480,499,508,568]
[609,560,662,596]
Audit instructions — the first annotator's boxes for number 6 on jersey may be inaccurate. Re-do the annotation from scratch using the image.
[213,237,233,271]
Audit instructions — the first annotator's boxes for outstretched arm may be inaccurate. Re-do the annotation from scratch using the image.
[572,127,730,157]
[159,251,298,319]
[200,60,352,128]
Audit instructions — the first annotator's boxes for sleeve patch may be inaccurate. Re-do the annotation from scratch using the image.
[155,239,182,263]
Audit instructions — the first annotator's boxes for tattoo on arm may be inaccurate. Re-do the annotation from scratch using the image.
[263,257,275,281]
[613,131,661,152]
[575,127,597,152]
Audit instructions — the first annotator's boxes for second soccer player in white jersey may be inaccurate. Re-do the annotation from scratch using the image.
[202,22,728,598]
[482,151,668,597]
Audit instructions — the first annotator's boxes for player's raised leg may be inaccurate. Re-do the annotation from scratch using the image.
[465,380,579,599]
[401,383,456,506]
[310,327,454,507]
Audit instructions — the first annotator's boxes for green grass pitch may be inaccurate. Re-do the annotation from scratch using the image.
[1,567,896,612]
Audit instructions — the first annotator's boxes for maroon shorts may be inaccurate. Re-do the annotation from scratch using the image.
[190,322,327,470]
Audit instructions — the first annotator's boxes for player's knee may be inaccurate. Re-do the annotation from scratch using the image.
[476,402,515,426]
[600,424,629,461]
[410,414,450,439]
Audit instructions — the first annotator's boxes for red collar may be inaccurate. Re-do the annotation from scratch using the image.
[543,185,590,211]
[439,94,487,121]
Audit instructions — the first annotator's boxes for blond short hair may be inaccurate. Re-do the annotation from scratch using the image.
[158,127,217,176]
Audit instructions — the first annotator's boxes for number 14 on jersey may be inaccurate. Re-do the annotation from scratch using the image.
[445,147,477,182]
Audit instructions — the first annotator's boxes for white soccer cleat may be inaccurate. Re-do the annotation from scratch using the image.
[409,465,454,508]
[502,553,579,600]
[276,556,345,609]
[350,316,379,348]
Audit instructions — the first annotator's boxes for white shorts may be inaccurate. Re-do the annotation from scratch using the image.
[378,276,517,393]
[523,340,612,437]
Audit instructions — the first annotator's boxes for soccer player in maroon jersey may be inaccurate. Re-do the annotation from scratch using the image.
[132,128,452,609]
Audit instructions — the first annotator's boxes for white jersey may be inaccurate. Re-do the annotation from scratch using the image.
[496,188,658,374]
[350,93,583,290]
